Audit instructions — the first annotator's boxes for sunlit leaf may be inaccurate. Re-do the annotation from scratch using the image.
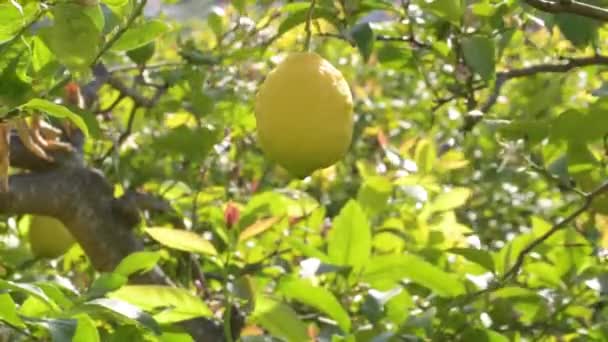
[328,200,371,269]
[277,278,351,332]
[109,285,212,323]
[145,227,217,255]
[361,254,466,296]
[251,295,309,342]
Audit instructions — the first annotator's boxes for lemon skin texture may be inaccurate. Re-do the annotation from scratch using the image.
[255,52,354,178]
[28,215,76,259]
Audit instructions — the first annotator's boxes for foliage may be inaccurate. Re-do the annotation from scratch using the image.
[2,0,608,341]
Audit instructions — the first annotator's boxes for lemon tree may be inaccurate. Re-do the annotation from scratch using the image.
[2,0,608,341]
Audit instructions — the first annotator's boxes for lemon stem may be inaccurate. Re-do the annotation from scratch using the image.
[303,0,317,52]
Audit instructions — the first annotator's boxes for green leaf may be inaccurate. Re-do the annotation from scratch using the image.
[551,108,608,143]
[0,2,38,44]
[39,3,102,69]
[101,0,129,7]
[277,278,351,332]
[126,42,156,65]
[555,13,598,47]
[20,99,89,137]
[0,279,58,310]
[0,293,25,328]
[112,20,169,51]
[328,200,371,269]
[420,0,463,25]
[0,3,38,44]
[152,125,220,161]
[207,7,225,38]
[38,318,78,342]
[32,37,55,73]
[0,52,33,109]
[415,139,436,174]
[109,285,212,323]
[430,187,471,212]
[462,328,510,342]
[114,251,161,277]
[361,254,466,296]
[72,314,100,342]
[357,176,392,216]
[251,295,309,342]
[351,22,375,62]
[83,298,160,334]
[462,35,495,81]
[277,5,339,36]
[145,227,218,255]
[87,273,128,299]
[448,247,495,271]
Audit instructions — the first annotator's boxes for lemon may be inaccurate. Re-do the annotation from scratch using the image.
[28,215,76,258]
[254,52,354,178]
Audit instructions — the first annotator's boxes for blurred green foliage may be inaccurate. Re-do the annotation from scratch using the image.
[2,0,608,341]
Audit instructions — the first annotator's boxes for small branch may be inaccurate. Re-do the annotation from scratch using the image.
[501,180,608,281]
[303,0,317,52]
[92,0,148,66]
[524,0,608,22]
[376,34,429,49]
[0,6,46,56]
[464,54,608,131]
[525,155,586,197]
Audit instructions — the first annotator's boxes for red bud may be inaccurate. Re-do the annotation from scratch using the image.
[224,202,240,228]
[377,129,388,148]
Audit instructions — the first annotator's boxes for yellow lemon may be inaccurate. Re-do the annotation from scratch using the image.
[28,215,76,258]
[254,52,354,178]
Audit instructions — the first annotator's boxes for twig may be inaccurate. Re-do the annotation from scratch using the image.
[109,62,185,73]
[92,0,148,66]
[525,156,586,197]
[303,0,317,52]
[464,54,608,131]
[524,0,608,22]
[97,105,141,162]
[501,180,608,281]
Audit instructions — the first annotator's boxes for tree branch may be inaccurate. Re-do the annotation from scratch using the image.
[502,180,608,281]
[3,135,240,341]
[523,0,608,22]
[463,54,608,131]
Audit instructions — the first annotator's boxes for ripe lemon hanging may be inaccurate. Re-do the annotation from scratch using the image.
[28,215,76,258]
[254,52,354,178]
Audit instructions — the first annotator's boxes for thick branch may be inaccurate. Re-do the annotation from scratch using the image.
[4,137,238,341]
[524,0,608,22]
[1,168,142,271]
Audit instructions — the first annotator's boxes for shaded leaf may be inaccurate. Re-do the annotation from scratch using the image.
[462,35,495,81]
[351,22,375,62]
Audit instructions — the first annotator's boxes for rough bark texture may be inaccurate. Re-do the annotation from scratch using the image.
[2,132,235,341]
